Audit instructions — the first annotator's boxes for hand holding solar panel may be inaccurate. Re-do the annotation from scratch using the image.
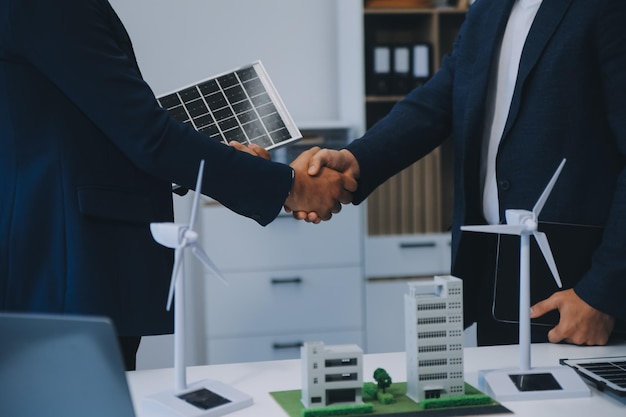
[158,61,301,151]
[159,61,357,222]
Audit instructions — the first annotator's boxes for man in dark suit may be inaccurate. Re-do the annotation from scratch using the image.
[300,0,626,346]
[0,0,355,370]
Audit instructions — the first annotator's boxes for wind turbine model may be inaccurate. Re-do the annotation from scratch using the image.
[461,159,590,401]
[143,160,253,417]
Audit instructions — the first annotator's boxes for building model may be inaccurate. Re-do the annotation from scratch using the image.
[404,275,465,402]
[301,342,364,408]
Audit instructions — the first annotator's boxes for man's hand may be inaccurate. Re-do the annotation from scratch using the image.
[288,148,361,223]
[228,140,271,160]
[284,147,357,223]
[530,288,615,345]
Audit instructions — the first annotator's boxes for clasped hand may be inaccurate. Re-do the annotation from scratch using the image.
[228,141,359,223]
[284,147,359,223]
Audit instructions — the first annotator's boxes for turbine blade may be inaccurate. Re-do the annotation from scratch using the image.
[533,231,563,288]
[190,243,228,286]
[532,159,566,218]
[166,248,184,311]
[189,160,205,231]
[461,224,525,235]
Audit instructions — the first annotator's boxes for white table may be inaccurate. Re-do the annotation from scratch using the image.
[127,342,626,417]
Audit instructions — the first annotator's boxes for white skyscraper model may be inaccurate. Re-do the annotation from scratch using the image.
[404,275,465,402]
[301,342,364,408]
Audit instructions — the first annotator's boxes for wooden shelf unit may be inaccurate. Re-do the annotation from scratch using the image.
[363,4,466,235]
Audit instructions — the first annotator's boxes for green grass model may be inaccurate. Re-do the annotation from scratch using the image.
[271,381,509,417]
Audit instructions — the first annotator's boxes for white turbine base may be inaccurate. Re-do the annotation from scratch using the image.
[478,365,590,402]
[142,379,253,417]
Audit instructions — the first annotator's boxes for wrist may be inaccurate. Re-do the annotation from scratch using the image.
[285,166,296,206]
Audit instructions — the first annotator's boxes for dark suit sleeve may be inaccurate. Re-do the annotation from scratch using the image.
[572,0,626,321]
[9,0,291,226]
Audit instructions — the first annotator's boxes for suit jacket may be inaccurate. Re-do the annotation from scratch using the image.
[0,0,293,336]
[347,0,626,324]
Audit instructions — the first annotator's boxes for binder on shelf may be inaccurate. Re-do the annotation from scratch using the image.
[366,0,434,8]
[412,43,432,89]
[368,45,393,95]
[392,45,412,95]
[368,43,432,96]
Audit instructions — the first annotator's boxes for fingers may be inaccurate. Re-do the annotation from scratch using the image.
[530,293,565,343]
[307,148,333,176]
[248,143,270,160]
[342,172,358,194]
[307,149,360,179]
[292,146,321,170]
[228,141,271,160]
[530,295,558,319]
[534,289,615,346]
[547,325,566,344]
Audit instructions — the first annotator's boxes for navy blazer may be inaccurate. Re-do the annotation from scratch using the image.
[348,0,626,322]
[0,0,293,335]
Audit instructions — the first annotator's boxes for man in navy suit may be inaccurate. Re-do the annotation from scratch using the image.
[301,0,626,346]
[0,0,355,369]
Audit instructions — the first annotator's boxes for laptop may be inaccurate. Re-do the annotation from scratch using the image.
[560,356,626,397]
[0,313,136,417]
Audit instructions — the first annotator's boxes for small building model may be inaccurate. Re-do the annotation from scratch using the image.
[301,342,364,408]
[404,275,465,402]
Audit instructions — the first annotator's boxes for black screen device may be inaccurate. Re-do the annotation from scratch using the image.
[492,222,605,326]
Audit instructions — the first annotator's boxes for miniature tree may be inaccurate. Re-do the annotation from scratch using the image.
[373,368,392,393]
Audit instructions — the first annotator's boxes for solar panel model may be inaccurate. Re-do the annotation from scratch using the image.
[560,356,626,397]
[158,60,302,151]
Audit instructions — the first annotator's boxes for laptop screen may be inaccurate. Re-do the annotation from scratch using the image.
[0,313,136,417]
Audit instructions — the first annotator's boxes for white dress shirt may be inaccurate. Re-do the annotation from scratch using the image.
[481,0,543,224]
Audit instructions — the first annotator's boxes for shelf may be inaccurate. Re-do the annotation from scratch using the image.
[364,7,466,15]
[362,3,465,236]
[365,95,407,102]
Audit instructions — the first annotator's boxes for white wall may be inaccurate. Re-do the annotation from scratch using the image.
[109,0,341,124]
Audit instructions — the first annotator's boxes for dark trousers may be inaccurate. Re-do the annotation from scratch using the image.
[118,336,141,371]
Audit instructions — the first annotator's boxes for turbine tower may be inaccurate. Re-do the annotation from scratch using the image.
[144,160,252,417]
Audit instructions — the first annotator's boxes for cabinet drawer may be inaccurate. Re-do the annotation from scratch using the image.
[200,203,362,271]
[364,233,451,278]
[365,278,427,354]
[207,330,364,364]
[206,266,363,337]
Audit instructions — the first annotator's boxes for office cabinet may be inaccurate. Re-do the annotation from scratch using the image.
[200,203,364,364]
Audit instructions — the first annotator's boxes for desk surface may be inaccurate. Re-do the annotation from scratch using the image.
[127,342,626,417]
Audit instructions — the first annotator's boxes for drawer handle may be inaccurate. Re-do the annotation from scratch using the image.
[271,277,303,285]
[399,242,436,249]
[272,342,304,350]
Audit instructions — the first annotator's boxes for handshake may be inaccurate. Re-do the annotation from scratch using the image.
[230,142,360,223]
[284,146,361,223]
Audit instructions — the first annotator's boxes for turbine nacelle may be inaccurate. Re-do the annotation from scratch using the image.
[461,159,567,290]
[150,160,226,312]
[150,223,198,249]
[505,209,536,231]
